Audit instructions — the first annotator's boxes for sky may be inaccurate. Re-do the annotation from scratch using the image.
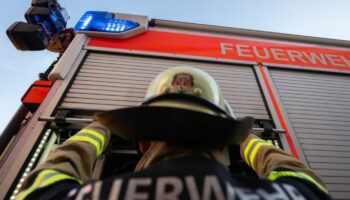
[1,0,350,134]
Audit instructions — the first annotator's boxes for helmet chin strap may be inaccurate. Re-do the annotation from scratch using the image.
[224,100,237,119]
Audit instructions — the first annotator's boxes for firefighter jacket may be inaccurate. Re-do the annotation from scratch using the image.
[16,123,331,200]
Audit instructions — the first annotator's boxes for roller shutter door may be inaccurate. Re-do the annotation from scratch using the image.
[61,52,269,120]
[269,68,350,200]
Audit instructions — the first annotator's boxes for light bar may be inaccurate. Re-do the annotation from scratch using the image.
[74,11,139,33]
[10,130,52,200]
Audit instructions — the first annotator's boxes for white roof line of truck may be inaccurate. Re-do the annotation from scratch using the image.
[151,19,350,48]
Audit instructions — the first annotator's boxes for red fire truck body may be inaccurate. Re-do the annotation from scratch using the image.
[1,13,350,199]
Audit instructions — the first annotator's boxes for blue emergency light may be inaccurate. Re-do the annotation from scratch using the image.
[25,3,68,37]
[7,0,70,51]
[74,11,139,33]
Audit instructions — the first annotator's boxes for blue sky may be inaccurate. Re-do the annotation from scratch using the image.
[1,0,350,133]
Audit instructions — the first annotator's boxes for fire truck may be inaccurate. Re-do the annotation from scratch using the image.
[1,1,350,199]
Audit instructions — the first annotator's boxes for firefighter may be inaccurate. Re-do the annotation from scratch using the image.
[16,67,331,200]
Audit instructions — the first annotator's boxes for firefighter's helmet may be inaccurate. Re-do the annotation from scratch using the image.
[143,66,232,118]
[96,66,253,146]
